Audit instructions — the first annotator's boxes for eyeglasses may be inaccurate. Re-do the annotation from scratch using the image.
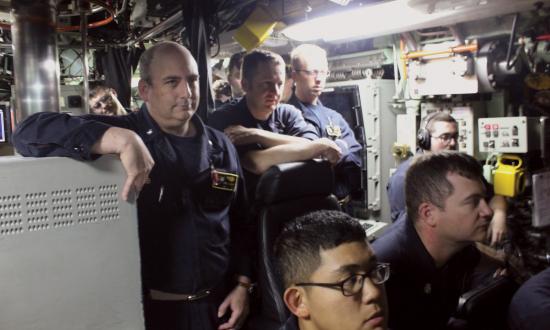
[294,69,330,78]
[432,133,459,144]
[295,262,390,297]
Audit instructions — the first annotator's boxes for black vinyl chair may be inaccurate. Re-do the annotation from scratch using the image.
[248,160,340,330]
[456,276,518,330]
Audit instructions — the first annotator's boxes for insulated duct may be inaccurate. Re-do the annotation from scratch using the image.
[11,0,60,122]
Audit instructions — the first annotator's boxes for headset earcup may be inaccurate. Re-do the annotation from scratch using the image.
[417,128,431,150]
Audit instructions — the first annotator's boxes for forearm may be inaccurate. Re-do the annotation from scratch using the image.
[490,195,507,216]
[242,142,323,174]
[254,130,310,147]
[92,127,142,155]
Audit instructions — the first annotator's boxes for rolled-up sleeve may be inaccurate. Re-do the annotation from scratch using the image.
[13,112,119,160]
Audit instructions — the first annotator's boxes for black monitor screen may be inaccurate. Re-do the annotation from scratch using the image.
[319,85,364,144]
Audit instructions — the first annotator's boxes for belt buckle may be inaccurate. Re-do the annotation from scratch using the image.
[186,289,211,301]
[149,288,211,301]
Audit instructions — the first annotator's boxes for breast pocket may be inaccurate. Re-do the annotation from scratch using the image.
[192,168,238,211]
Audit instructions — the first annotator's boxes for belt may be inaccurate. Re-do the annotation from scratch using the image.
[149,288,211,301]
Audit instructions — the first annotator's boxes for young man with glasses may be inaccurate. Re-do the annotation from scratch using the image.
[275,210,388,330]
[288,44,362,201]
[374,151,497,329]
[387,112,507,246]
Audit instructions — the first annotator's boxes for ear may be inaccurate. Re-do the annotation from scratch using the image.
[138,79,149,102]
[283,287,310,320]
[241,77,250,93]
[417,202,438,227]
[291,70,297,81]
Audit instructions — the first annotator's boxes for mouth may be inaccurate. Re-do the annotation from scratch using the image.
[364,311,385,328]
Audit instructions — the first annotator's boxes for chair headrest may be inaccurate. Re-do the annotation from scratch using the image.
[255,160,334,204]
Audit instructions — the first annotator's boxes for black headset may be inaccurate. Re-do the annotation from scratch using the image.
[417,112,439,151]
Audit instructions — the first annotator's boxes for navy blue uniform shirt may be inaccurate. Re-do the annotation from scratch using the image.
[13,107,252,294]
[208,97,318,196]
[387,157,414,222]
[279,315,299,330]
[372,214,480,330]
[288,93,362,199]
[508,268,550,330]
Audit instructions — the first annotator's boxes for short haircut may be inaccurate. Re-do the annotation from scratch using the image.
[227,51,245,75]
[274,210,367,288]
[241,49,284,83]
[88,81,114,98]
[139,41,184,84]
[281,54,292,77]
[405,151,484,222]
[423,112,457,133]
[290,43,327,69]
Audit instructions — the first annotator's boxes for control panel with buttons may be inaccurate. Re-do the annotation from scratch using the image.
[478,117,540,153]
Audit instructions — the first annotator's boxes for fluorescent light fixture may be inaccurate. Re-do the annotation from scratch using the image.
[282,0,544,42]
[328,0,351,5]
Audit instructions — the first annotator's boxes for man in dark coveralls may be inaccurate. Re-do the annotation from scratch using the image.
[209,50,342,196]
[13,41,252,330]
[288,44,362,200]
[372,151,495,329]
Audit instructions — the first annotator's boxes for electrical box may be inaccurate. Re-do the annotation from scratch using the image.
[0,155,144,330]
[59,85,85,115]
[478,117,544,153]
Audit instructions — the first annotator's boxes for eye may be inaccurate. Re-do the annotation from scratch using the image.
[165,79,179,87]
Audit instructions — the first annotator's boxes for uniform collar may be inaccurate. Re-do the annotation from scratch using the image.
[239,96,278,131]
[136,104,214,170]
[289,92,323,111]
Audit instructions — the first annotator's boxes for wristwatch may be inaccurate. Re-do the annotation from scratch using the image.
[237,280,256,294]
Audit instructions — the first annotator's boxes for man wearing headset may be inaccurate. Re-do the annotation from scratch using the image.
[386,112,507,246]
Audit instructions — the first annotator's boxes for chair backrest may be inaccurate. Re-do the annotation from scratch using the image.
[457,276,518,330]
[251,160,340,330]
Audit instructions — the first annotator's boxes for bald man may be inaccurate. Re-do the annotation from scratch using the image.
[14,41,252,330]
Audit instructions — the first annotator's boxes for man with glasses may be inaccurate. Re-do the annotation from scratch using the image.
[387,112,507,246]
[288,44,362,201]
[209,50,342,196]
[373,151,496,329]
[275,210,388,330]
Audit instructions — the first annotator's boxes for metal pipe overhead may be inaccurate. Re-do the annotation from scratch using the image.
[11,0,60,122]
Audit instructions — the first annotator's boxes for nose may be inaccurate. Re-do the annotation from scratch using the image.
[479,198,493,220]
[268,83,282,96]
[448,136,457,147]
[361,277,383,304]
[178,81,192,98]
